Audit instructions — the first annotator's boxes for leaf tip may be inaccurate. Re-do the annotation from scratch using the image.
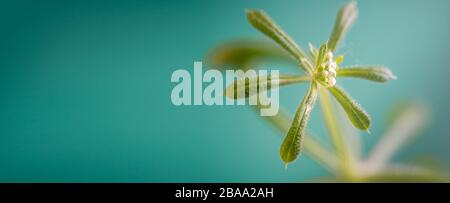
[389,72,398,80]
[383,67,397,81]
[245,9,263,19]
[346,0,358,14]
[328,86,371,131]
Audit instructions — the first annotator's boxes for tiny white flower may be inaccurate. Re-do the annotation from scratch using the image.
[329,69,336,77]
[327,77,336,86]
[326,51,334,59]
[329,61,337,70]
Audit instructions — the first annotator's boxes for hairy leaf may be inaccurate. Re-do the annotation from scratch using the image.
[337,66,396,82]
[328,1,358,51]
[280,83,318,165]
[328,86,371,131]
[317,43,328,66]
[225,74,310,99]
[246,9,312,74]
[251,105,339,171]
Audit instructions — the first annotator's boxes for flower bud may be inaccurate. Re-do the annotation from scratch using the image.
[327,77,336,86]
[326,51,334,59]
[329,69,336,77]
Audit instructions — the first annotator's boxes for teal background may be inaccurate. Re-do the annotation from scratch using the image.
[0,0,449,182]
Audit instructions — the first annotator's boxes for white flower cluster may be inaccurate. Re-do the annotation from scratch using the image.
[318,51,337,87]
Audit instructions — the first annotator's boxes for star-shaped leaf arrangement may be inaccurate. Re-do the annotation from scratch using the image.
[224,1,396,166]
[207,2,448,181]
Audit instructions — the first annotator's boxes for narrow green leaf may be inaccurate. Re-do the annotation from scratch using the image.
[246,9,312,74]
[280,82,318,165]
[316,43,328,66]
[328,86,371,131]
[308,43,318,60]
[250,105,340,172]
[328,1,358,51]
[335,55,344,64]
[206,39,293,71]
[225,74,310,99]
[337,66,397,82]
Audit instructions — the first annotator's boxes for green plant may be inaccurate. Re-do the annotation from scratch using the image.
[207,1,448,182]
[234,2,397,166]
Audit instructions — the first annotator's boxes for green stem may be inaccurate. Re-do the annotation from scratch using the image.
[318,86,353,178]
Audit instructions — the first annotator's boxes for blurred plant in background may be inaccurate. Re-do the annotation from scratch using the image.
[207,1,449,182]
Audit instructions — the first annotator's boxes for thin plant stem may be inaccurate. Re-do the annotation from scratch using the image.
[318,86,353,178]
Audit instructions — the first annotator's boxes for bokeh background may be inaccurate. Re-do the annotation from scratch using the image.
[0,0,449,182]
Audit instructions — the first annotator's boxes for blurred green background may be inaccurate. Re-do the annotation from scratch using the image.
[0,0,449,182]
